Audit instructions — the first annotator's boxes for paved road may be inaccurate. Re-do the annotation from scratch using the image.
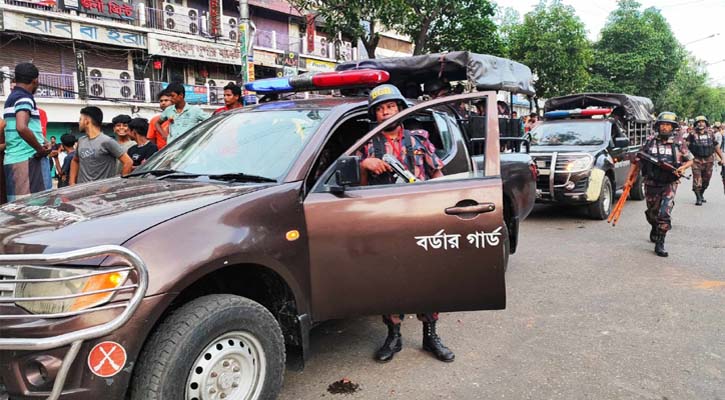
[279,179,725,400]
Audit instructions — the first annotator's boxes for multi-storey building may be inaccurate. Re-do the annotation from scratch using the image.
[0,0,362,138]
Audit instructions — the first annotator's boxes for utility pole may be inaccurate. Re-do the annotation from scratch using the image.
[239,0,251,84]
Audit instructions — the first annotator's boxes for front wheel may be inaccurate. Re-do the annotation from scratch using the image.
[130,294,285,400]
[629,171,646,201]
[588,178,613,220]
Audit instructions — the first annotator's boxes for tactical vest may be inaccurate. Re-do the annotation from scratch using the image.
[641,138,680,184]
[369,130,417,186]
[688,131,716,158]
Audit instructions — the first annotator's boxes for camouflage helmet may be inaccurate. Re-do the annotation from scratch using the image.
[714,121,722,128]
[368,84,407,118]
[654,111,678,132]
[694,115,709,127]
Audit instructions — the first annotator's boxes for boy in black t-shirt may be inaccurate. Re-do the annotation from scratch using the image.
[127,118,158,169]
[58,134,77,188]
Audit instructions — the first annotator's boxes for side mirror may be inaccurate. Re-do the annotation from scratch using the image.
[329,156,360,194]
[614,136,630,148]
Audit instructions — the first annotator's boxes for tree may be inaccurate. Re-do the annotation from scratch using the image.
[588,0,684,109]
[495,6,522,58]
[508,0,592,105]
[287,0,407,59]
[393,0,502,56]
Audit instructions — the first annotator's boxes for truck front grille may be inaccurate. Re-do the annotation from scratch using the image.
[0,266,17,298]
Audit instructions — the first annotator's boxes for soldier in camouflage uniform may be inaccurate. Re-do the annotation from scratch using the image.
[639,112,694,257]
[357,84,454,363]
[713,122,725,194]
[687,116,724,205]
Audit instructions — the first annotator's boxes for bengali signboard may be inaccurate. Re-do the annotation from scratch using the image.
[253,50,279,66]
[208,0,221,37]
[303,58,335,72]
[61,0,136,21]
[75,50,88,99]
[148,33,241,65]
[2,11,145,48]
[72,22,145,48]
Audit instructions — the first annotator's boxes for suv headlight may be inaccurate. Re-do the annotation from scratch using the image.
[14,266,128,314]
[565,155,594,172]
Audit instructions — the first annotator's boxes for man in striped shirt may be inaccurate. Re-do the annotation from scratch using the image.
[3,63,51,202]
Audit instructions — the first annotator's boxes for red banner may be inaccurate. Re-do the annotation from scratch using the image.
[306,14,315,53]
[209,0,221,37]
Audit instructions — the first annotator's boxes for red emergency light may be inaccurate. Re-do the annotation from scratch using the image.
[246,69,390,93]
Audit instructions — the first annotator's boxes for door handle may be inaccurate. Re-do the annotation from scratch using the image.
[445,202,496,215]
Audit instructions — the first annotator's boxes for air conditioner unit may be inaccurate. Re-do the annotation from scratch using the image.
[206,78,237,103]
[162,2,200,35]
[337,40,353,61]
[88,68,136,99]
[309,35,331,58]
[222,16,238,42]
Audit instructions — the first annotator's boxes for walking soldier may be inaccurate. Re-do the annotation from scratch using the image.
[686,116,724,205]
[639,112,693,257]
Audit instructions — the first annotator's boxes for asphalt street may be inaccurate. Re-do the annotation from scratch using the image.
[279,177,725,400]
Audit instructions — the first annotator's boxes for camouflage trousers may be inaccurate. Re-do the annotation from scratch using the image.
[383,313,439,326]
[692,156,714,192]
[645,181,678,233]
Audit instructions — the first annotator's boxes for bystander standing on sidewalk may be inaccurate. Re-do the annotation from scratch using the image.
[70,106,132,185]
[213,83,244,115]
[57,133,77,188]
[155,82,209,143]
[147,90,172,150]
[2,63,52,202]
[112,114,136,174]
[127,118,157,170]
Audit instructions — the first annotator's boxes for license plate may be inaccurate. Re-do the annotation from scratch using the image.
[536,160,547,168]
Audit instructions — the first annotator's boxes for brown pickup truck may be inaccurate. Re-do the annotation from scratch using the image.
[0,62,534,400]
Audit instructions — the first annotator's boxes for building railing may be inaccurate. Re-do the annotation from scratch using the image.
[0,68,228,105]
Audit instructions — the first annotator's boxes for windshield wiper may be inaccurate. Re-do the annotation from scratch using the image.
[206,173,277,183]
[123,169,180,178]
[155,172,277,183]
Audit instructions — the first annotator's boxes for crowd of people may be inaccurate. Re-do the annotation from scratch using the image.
[0,62,246,204]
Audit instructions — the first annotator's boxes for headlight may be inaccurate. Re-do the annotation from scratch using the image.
[565,155,594,172]
[14,266,128,314]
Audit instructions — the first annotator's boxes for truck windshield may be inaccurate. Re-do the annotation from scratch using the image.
[531,122,606,146]
[136,109,328,181]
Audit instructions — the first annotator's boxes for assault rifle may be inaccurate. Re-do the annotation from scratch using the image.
[382,154,417,183]
[636,151,682,179]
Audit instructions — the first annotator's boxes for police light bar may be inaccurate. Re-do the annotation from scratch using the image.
[544,108,613,119]
[244,69,390,94]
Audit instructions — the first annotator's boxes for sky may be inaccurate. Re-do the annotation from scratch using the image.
[494,0,725,86]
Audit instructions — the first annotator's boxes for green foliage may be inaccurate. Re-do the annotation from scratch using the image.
[587,0,683,109]
[508,0,592,101]
[287,0,407,58]
[495,6,522,58]
[393,0,503,56]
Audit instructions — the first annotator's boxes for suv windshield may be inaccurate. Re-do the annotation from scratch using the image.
[531,122,606,146]
[136,109,328,180]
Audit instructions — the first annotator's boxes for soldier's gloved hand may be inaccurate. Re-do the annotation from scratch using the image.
[361,157,393,175]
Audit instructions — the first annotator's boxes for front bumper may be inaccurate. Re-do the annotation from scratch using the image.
[0,246,150,400]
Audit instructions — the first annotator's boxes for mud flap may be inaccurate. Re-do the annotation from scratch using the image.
[586,169,606,202]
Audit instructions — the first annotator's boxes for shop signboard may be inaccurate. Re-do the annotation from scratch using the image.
[61,0,136,21]
[161,82,208,104]
[304,58,335,73]
[148,33,241,65]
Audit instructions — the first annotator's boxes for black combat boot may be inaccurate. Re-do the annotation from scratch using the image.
[654,233,668,258]
[422,322,455,362]
[695,191,703,206]
[375,324,402,363]
[701,188,707,203]
[649,226,657,243]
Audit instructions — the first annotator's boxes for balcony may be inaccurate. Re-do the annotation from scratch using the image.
[0,68,227,106]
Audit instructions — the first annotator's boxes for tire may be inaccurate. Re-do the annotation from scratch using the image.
[130,294,285,400]
[588,177,613,220]
[629,171,646,201]
[502,223,510,273]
